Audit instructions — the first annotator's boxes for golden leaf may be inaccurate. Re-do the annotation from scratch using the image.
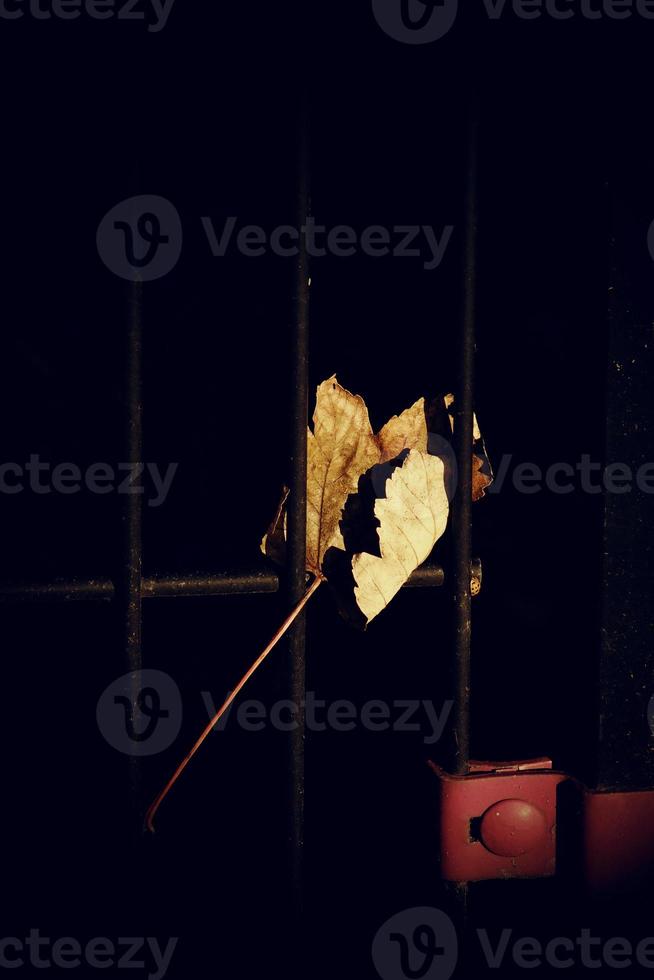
[262,375,428,576]
[306,377,379,573]
[351,450,450,625]
[377,398,428,461]
[261,377,491,627]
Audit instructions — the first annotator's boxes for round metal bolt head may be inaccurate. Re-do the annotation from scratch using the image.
[480,798,548,857]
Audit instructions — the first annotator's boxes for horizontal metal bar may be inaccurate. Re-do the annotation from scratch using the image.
[405,564,445,589]
[142,572,280,598]
[0,563,450,602]
[0,578,118,602]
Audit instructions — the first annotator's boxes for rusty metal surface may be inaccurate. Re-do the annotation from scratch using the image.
[597,188,654,791]
[0,562,449,602]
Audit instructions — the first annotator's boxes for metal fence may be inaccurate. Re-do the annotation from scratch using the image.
[0,98,480,917]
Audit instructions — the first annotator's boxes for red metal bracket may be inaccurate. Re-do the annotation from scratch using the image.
[430,759,654,895]
[431,758,566,882]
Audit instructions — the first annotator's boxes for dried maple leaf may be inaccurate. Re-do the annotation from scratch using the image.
[305,377,379,574]
[147,377,490,831]
[351,450,450,625]
[262,375,428,576]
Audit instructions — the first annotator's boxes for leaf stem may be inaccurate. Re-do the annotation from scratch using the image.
[144,574,323,833]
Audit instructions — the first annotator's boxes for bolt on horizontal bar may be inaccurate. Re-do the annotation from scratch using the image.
[0,562,462,602]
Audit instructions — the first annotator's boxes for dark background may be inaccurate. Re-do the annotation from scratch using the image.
[1,1,653,976]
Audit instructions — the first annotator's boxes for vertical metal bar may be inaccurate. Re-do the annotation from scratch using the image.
[451,102,479,777]
[443,86,480,952]
[287,98,310,922]
[123,278,144,806]
[595,185,654,791]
